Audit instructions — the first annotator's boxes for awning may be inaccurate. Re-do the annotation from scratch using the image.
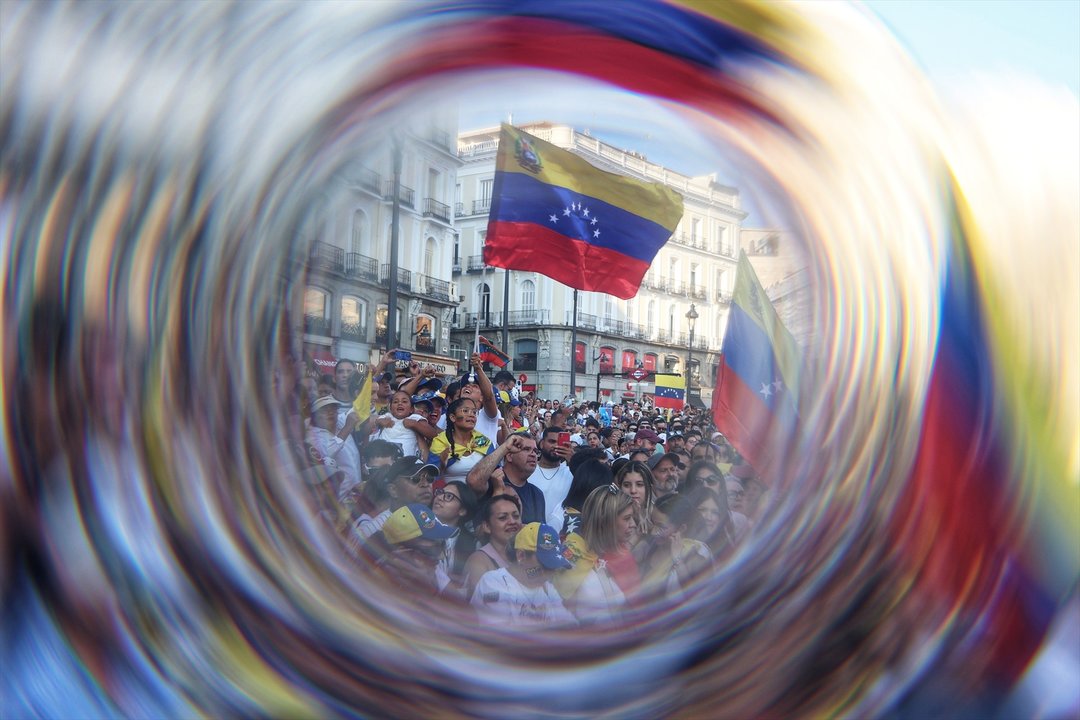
[687,393,707,409]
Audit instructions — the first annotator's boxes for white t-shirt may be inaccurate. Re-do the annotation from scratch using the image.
[371,413,426,458]
[471,568,576,627]
[305,425,361,499]
[528,463,574,532]
[475,407,500,446]
[569,568,627,625]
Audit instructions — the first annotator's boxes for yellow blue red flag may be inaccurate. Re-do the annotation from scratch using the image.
[483,124,684,299]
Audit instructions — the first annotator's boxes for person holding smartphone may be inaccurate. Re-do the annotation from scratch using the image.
[529,426,575,532]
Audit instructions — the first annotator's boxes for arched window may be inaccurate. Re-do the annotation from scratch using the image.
[477,283,491,322]
[520,279,535,312]
[415,313,435,352]
[340,296,367,342]
[376,304,402,348]
[647,300,656,334]
[621,350,638,372]
[643,353,658,372]
[351,210,367,253]
[515,338,537,371]
[424,237,436,278]
[304,288,331,336]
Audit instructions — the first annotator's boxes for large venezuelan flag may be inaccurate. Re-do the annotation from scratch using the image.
[484,124,684,299]
[712,251,800,473]
[654,373,686,410]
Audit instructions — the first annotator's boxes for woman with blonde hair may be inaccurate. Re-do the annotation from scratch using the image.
[555,484,639,623]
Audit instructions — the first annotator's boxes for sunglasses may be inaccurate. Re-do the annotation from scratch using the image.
[402,473,434,486]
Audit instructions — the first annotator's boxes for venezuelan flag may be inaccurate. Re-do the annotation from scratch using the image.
[654,373,686,410]
[712,251,800,473]
[484,124,683,299]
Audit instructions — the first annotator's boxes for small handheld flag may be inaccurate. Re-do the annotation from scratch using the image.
[653,373,686,410]
[477,335,510,368]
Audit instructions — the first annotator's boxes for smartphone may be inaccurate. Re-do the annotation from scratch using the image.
[392,350,412,362]
[557,432,571,446]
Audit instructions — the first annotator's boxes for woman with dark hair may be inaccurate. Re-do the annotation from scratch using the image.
[429,397,494,484]
[683,485,748,565]
[556,484,638,623]
[559,459,614,539]
[462,494,522,601]
[432,480,479,597]
[682,460,728,497]
[640,493,712,598]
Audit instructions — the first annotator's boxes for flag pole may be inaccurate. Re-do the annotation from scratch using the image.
[472,264,484,382]
[569,288,579,402]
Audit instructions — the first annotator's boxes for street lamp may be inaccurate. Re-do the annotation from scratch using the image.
[685,303,699,407]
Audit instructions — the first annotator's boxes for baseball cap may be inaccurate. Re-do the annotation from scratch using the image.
[647,452,680,471]
[495,389,520,406]
[635,428,664,445]
[383,503,458,545]
[416,377,443,393]
[513,523,573,570]
[385,457,440,483]
[312,395,343,412]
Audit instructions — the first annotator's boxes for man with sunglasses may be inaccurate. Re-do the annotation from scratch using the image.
[354,457,439,541]
[361,503,458,594]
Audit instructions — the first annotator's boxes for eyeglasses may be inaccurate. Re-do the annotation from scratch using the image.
[402,473,434,486]
[435,489,460,502]
[727,490,746,500]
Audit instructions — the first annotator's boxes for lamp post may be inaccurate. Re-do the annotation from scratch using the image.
[685,303,698,408]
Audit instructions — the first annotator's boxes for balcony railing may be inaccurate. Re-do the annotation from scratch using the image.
[345,253,379,282]
[689,284,707,301]
[308,241,344,273]
[304,314,332,337]
[415,334,435,352]
[419,274,452,302]
[340,322,367,343]
[374,329,401,348]
[423,198,451,222]
[718,243,737,258]
[461,311,500,328]
[716,290,732,304]
[452,257,462,273]
[353,167,381,194]
[506,309,550,325]
[383,181,415,207]
[472,198,491,215]
[657,329,672,343]
[467,254,487,272]
[455,202,464,216]
[641,276,666,292]
[379,264,412,287]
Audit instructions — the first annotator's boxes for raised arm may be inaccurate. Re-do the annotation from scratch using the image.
[470,353,498,419]
[465,433,527,497]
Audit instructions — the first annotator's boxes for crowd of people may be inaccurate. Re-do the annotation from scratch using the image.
[287,351,771,626]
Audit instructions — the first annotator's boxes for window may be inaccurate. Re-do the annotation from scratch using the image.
[351,210,366,253]
[304,288,331,336]
[599,346,616,373]
[415,314,435,352]
[621,350,638,372]
[574,341,586,373]
[690,263,698,290]
[643,353,658,372]
[515,338,537,371]
[691,218,701,242]
[375,304,402,347]
[668,306,675,335]
[480,178,493,201]
[428,168,440,198]
[477,283,491,320]
[340,296,366,342]
[716,224,729,255]
[424,237,436,277]
[520,279,535,312]
[647,301,656,331]
[453,234,460,265]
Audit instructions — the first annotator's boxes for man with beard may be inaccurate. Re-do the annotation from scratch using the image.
[529,426,575,532]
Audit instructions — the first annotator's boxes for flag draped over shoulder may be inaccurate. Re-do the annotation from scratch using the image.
[712,251,799,472]
[653,374,686,410]
[351,369,372,425]
[476,335,509,368]
[484,124,684,300]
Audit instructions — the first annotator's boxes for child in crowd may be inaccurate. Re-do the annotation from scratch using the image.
[371,390,441,458]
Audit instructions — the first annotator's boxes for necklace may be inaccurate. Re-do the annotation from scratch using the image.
[536,464,560,481]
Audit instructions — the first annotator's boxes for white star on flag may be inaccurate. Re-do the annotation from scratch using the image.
[772,379,783,393]
[549,214,558,223]
[563,207,571,216]
[590,217,598,225]
[593,229,600,238]
[583,208,590,217]
[759,383,773,398]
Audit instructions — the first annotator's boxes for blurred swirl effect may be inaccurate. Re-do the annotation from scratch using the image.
[3,1,1077,718]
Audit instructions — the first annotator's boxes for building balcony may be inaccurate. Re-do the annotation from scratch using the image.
[383,181,415,208]
[415,334,436,353]
[308,241,344,273]
[379,264,412,288]
[506,309,550,325]
[353,167,381,194]
[716,290,732,304]
[467,254,487,272]
[452,257,462,274]
[340,322,367,343]
[419,274,452,302]
[689,284,708,301]
[304,314,332,337]
[472,198,492,215]
[423,198,451,223]
[344,253,379,283]
[460,311,501,328]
